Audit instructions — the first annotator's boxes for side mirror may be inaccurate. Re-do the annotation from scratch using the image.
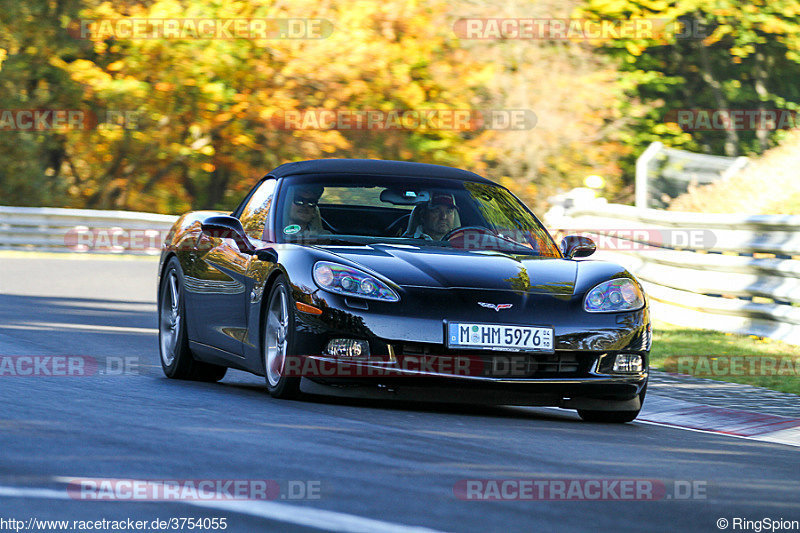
[255,247,278,263]
[560,235,596,259]
[201,215,255,254]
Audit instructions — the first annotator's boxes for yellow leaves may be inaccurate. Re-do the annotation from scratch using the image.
[657,122,684,136]
[761,17,789,35]
[2,0,618,213]
[232,134,255,148]
[147,0,185,19]
[0,48,6,72]
[63,59,114,89]
[395,83,426,107]
[729,45,755,58]
[642,0,669,11]
[320,144,338,153]
[583,0,631,17]
[201,82,227,101]
[625,41,644,56]
[702,25,730,47]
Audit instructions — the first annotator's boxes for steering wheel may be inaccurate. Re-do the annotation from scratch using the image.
[384,213,411,237]
[442,225,497,242]
[320,214,338,233]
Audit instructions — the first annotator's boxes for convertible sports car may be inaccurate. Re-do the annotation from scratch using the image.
[158,159,650,422]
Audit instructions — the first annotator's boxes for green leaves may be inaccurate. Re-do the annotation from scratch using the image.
[579,0,800,161]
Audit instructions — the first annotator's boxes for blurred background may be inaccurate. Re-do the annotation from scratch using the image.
[1,0,799,215]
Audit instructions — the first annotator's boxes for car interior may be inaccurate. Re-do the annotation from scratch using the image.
[312,187,475,237]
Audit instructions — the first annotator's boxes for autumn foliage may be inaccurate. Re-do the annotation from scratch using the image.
[1,0,798,214]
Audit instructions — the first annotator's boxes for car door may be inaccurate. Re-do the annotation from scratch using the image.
[189,178,277,356]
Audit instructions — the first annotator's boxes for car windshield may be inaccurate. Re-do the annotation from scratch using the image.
[276,174,560,257]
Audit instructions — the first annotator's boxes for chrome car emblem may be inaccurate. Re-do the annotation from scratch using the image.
[478,302,513,312]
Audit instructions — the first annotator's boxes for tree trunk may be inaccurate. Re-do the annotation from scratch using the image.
[696,36,739,156]
[753,47,770,153]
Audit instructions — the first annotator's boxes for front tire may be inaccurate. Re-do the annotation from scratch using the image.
[159,256,227,382]
[577,386,646,423]
[577,409,640,423]
[263,276,301,399]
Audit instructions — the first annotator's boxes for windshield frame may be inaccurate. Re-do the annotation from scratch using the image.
[273,172,561,257]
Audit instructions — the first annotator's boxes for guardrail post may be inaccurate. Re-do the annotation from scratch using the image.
[635,141,663,209]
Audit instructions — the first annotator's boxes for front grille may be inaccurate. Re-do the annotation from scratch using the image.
[395,343,598,378]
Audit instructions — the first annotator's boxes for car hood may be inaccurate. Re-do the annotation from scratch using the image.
[319,243,577,295]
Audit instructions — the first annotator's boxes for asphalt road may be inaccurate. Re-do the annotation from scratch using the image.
[0,254,798,532]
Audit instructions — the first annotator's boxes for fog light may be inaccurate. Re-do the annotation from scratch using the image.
[613,354,643,373]
[326,338,370,358]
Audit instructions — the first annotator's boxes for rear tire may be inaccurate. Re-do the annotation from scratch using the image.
[159,256,228,382]
[263,276,301,399]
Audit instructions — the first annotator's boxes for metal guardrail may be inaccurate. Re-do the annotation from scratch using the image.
[0,206,178,255]
[4,204,799,344]
[547,203,800,345]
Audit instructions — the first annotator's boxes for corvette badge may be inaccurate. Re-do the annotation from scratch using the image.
[478,302,513,312]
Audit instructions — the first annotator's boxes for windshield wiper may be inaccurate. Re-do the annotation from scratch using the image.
[300,235,372,246]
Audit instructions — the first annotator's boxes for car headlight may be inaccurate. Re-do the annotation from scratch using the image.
[313,261,399,302]
[584,278,644,313]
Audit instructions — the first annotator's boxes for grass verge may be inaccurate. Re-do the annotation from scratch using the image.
[650,320,800,395]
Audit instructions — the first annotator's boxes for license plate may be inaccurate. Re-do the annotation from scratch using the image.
[447,322,554,352]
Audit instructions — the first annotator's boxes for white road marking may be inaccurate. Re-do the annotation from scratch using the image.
[186,499,446,533]
[535,405,800,448]
[0,251,159,261]
[634,420,800,448]
[0,322,157,334]
[0,482,447,533]
[0,486,68,500]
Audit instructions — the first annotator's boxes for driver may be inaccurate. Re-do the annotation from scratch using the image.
[411,193,459,240]
[284,185,329,238]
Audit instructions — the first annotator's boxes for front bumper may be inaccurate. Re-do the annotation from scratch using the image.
[298,366,647,409]
[287,352,647,408]
[265,283,651,408]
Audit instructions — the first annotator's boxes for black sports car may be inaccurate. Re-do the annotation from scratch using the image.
[158,159,650,422]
